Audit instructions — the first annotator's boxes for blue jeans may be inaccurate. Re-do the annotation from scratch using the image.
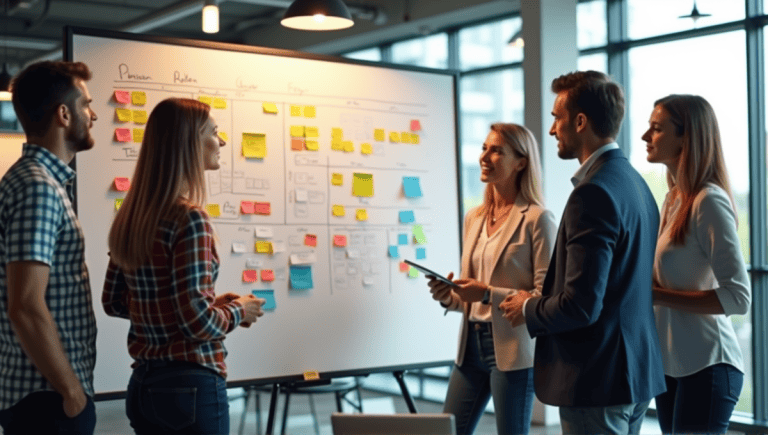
[559,401,650,435]
[126,360,229,435]
[443,322,535,435]
[0,390,96,434]
[655,363,743,434]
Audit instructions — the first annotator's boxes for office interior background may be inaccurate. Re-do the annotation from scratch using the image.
[0,0,765,432]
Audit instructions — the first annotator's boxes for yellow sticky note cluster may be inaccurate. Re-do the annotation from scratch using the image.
[242,133,267,159]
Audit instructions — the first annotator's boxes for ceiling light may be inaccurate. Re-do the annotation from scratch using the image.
[202,0,219,34]
[507,29,524,48]
[281,0,354,31]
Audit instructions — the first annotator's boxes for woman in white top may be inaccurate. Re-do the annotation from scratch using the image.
[643,94,750,434]
[427,123,556,435]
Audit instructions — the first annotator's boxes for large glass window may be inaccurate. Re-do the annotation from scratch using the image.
[578,52,608,73]
[578,0,607,49]
[627,0,745,40]
[391,34,448,69]
[458,17,523,71]
[343,48,382,62]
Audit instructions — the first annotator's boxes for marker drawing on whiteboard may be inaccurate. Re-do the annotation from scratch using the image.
[117,64,151,81]
[173,71,197,84]
[236,77,259,90]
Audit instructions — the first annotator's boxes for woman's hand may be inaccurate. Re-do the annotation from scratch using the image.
[452,278,488,303]
[427,272,455,304]
[236,294,266,327]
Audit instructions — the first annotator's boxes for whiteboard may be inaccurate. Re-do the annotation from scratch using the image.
[68,28,462,396]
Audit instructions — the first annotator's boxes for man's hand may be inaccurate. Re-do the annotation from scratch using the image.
[213,292,239,307]
[237,294,265,328]
[500,290,534,327]
[452,278,488,303]
[62,388,87,418]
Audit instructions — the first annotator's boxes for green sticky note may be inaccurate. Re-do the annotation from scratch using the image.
[412,224,427,244]
[408,267,419,278]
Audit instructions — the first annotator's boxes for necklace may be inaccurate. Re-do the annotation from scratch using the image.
[490,204,513,224]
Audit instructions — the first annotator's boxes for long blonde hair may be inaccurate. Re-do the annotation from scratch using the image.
[108,98,210,270]
[656,94,736,245]
[479,123,544,216]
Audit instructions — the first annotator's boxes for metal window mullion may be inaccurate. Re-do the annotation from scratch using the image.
[607,0,630,153]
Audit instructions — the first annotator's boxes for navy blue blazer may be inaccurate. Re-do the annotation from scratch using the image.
[523,148,666,407]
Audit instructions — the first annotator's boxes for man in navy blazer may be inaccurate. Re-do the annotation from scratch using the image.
[501,71,665,434]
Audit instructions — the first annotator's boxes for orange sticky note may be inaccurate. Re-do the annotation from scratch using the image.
[261,269,275,282]
[114,90,130,104]
[291,138,305,151]
[242,270,258,282]
[241,201,254,214]
[133,128,144,143]
[399,261,409,272]
[113,177,130,192]
[333,235,347,247]
[115,128,131,142]
[305,234,317,247]
[254,202,271,215]
[410,120,422,131]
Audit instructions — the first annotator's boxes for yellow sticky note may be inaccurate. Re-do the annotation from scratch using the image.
[352,173,374,197]
[389,132,400,143]
[263,102,278,114]
[290,126,305,137]
[332,205,346,217]
[356,209,368,221]
[305,127,319,138]
[411,133,420,144]
[213,97,227,109]
[115,198,123,211]
[290,105,302,116]
[132,110,148,124]
[115,108,133,122]
[131,91,147,106]
[218,131,228,142]
[305,140,319,151]
[132,128,144,143]
[331,140,344,151]
[205,204,221,217]
[303,106,316,118]
[331,173,343,186]
[331,128,344,140]
[361,143,373,155]
[343,141,354,153]
[256,241,274,254]
[242,133,266,158]
[400,132,411,144]
[198,95,212,105]
[374,129,385,141]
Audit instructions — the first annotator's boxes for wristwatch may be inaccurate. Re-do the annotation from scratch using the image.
[481,285,491,305]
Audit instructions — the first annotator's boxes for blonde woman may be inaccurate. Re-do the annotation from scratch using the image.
[102,98,264,434]
[643,94,750,434]
[428,123,556,435]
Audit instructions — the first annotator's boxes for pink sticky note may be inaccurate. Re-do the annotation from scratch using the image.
[399,262,409,272]
[115,128,131,142]
[333,235,347,247]
[113,177,130,192]
[261,269,275,282]
[242,270,258,282]
[254,202,271,215]
[291,138,305,151]
[241,201,254,214]
[114,90,131,104]
[305,234,317,247]
[410,119,421,131]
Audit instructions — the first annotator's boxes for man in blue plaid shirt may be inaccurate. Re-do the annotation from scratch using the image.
[0,61,98,434]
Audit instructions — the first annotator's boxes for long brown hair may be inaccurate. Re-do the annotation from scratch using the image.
[656,94,736,245]
[108,98,210,270]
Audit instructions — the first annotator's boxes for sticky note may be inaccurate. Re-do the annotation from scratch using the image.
[242,133,266,158]
[133,128,144,143]
[403,176,422,198]
[331,141,344,151]
[115,198,123,210]
[114,90,130,104]
[374,129,385,141]
[342,141,353,152]
[113,177,130,192]
[246,258,263,269]
[400,132,411,144]
[399,261,409,272]
[352,173,373,197]
[332,128,344,140]
[243,270,258,282]
[205,204,220,217]
[131,91,147,105]
[290,105,302,116]
[115,108,133,122]
[363,277,375,286]
[290,126,305,137]
[332,205,345,217]
[255,227,273,238]
[232,242,247,253]
[305,127,319,138]
[361,143,373,155]
[389,132,400,143]
[213,97,227,109]
[252,290,276,310]
[290,265,313,289]
[411,119,422,131]
[398,234,408,245]
[399,210,415,223]
[115,128,131,142]
[263,102,278,114]
[388,246,399,258]
[290,252,317,265]
[411,133,420,144]
[331,173,343,186]
[413,224,427,244]
[241,201,254,214]
[303,106,316,118]
[416,247,426,260]
[409,267,419,278]
[333,235,347,247]
[132,110,148,124]
[218,131,228,142]
[304,234,317,247]
[295,189,308,203]
[198,95,212,105]
[346,249,360,259]
[305,140,319,151]
[260,270,275,282]
[291,138,305,151]
[256,241,273,254]
[356,209,368,221]
[254,202,271,215]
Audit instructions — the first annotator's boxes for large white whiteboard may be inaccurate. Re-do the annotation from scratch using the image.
[69,28,462,396]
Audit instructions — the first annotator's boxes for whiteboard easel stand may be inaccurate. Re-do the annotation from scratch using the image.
[393,370,418,413]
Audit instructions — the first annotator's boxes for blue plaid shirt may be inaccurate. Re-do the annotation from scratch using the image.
[0,144,96,410]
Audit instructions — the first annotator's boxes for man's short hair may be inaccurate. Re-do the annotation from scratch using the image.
[551,70,625,139]
[11,61,92,137]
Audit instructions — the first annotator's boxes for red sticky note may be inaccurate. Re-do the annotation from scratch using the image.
[399,261,409,272]
[261,269,275,282]
[305,234,317,247]
[242,270,258,282]
[115,128,131,142]
[291,138,305,151]
[114,90,131,104]
[241,201,254,214]
[254,202,271,215]
[410,119,421,131]
[113,177,130,192]
[333,235,347,247]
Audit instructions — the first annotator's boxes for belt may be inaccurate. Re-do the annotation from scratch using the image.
[469,321,492,334]
[139,360,208,371]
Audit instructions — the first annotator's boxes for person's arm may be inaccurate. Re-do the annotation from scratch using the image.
[102,256,130,319]
[7,261,87,418]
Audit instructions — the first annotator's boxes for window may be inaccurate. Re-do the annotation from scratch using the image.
[391,34,448,69]
[343,48,382,62]
[578,0,607,49]
[627,0,745,40]
[458,17,523,71]
[578,52,608,73]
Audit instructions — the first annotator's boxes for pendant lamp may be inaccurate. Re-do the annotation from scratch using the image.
[281,0,354,31]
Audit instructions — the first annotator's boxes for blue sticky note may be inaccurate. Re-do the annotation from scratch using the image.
[289,265,313,290]
[399,210,415,223]
[398,233,408,245]
[416,247,426,260]
[403,176,422,198]
[388,245,399,258]
[252,290,276,311]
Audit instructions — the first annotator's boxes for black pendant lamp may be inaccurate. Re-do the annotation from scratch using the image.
[281,0,354,31]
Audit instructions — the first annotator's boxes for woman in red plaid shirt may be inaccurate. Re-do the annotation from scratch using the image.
[103,98,265,434]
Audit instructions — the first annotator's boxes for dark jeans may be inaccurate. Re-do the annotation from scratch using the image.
[0,390,96,435]
[656,363,743,434]
[443,322,535,435]
[126,360,229,435]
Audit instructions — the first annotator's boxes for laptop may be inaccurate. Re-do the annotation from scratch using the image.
[331,413,457,435]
